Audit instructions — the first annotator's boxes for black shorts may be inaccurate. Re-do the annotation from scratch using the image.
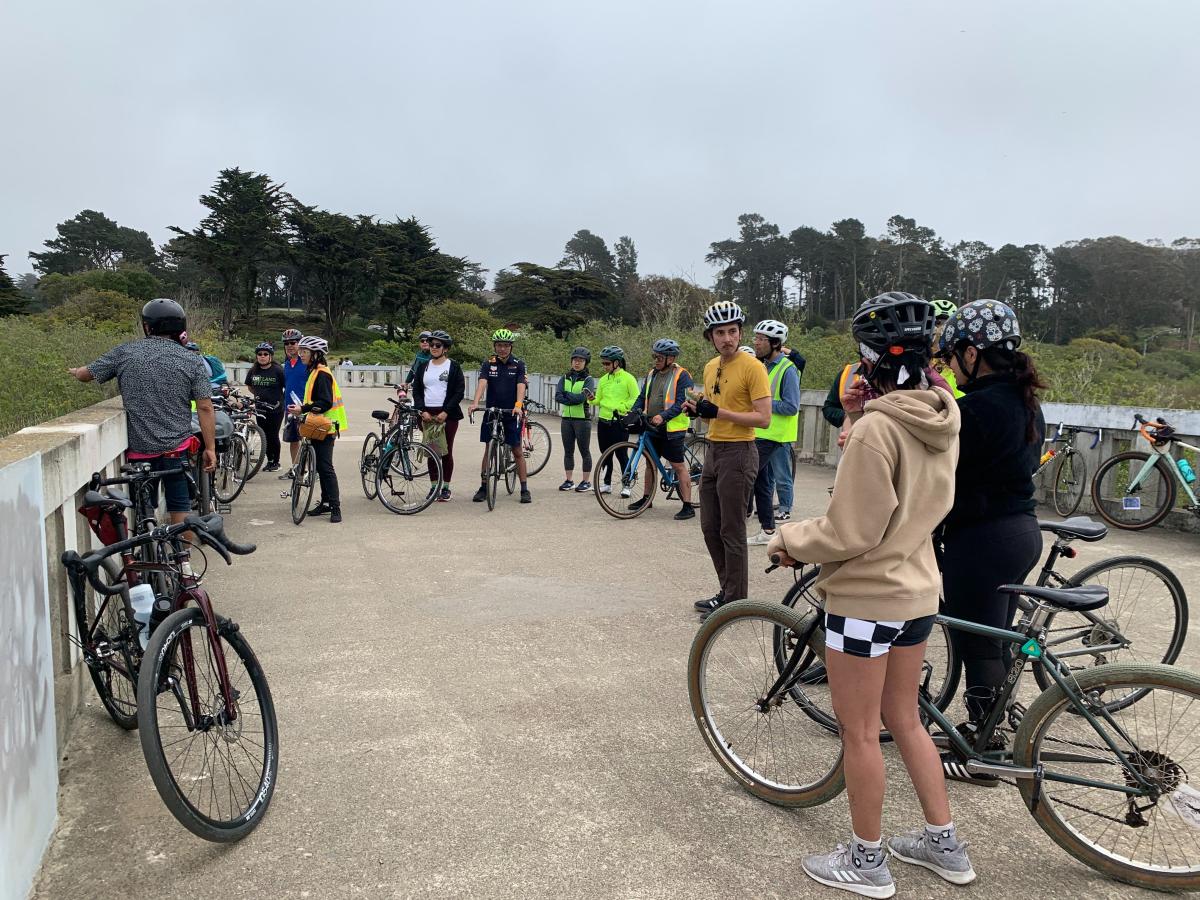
[649,431,685,464]
[283,419,300,443]
[824,613,936,659]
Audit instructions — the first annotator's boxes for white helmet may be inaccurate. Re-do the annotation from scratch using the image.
[754,319,788,342]
[738,345,757,356]
[297,335,328,353]
[703,300,745,330]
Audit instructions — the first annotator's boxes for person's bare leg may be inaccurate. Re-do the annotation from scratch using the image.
[827,647,889,842]
[289,441,299,465]
[672,460,692,503]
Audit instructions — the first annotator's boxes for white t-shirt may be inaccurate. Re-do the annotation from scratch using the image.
[423,358,451,408]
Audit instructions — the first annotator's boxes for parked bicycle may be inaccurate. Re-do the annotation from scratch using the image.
[592,415,708,519]
[373,397,442,515]
[222,390,270,482]
[690,578,1200,891]
[61,512,278,842]
[282,412,340,524]
[1092,413,1200,529]
[1036,422,1102,517]
[508,398,551,478]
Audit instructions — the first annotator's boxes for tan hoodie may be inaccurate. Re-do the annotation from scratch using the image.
[767,387,960,621]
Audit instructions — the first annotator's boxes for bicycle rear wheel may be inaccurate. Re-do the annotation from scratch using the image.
[503,447,517,494]
[1052,450,1087,517]
[359,432,380,500]
[594,442,654,519]
[1091,451,1176,530]
[242,424,266,481]
[682,436,708,507]
[376,442,441,515]
[519,421,551,476]
[291,443,315,524]
[1014,663,1200,892]
[137,607,279,843]
[689,599,845,807]
[74,558,140,729]
[214,434,250,503]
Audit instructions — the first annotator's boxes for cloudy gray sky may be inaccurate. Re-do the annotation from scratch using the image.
[2,0,1198,283]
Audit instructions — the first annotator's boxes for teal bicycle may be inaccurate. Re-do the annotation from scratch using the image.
[593,416,708,519]
[689,575,1200,892]
[1092,413,1200,530]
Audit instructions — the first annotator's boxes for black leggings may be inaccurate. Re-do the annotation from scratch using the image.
[313,434,340,507]
[596,419,628,484]
[941,513,1042,722]
[258,406,284,466]
[561,417,593,472]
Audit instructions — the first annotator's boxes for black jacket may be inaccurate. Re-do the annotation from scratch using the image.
[410,357,466,419]
[943,372,1045,532]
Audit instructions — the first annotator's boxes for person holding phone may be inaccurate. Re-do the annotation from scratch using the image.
[555,347,597,492]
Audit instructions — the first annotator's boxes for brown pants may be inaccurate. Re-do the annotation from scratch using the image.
[700,440,759,602]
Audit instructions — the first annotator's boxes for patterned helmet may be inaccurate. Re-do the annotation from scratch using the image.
[599,345,625,362]
[703,300,745,330]
[570,346,591,362]
[938,299,1022,355]
[930,299,958,319]
[652,338,680,357]
[281,328,303,341]
[429,329,453,346]
[754,319,788,342]
[492,328,516,342]
[738,345,757,356]
[297,335,328,353]
[852,292,935,353]
[255,341,275,354]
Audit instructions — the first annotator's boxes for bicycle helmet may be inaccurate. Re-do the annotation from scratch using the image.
[930,298,958,320]
[141,298,187,336]
[255,341,274,355]
[570,346,592,362]
[492,328,516,342]
[297,335,328,353]
[418,330,432,341]
[852,292,935,353]
[599,345,625,362]
[429,329,453,347]
[937,299,1022,355]
[703,300,745,331]
[753,319,788,342]
[281,328,303,341]
[651,338,680,357]
[738,345,757,356]
[185,341,200,352]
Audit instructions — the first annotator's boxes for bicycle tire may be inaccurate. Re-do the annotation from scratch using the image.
[213,434,250,503]
[74,557,140,729]
[1091,451,1176,530]
[680,436,708,507]
[242,424,266,481]
[291,443,315,525]
[503,446,516,494]
[1052,449,1087,517]
[520,421,551,476]
[487,440,500,510]
[193,452,213,516]
[1033,555,1189,694]
[137,607,279,843]
[593,441,655,519]
[376,442,441,515]
[689,599,846,807]
[359,432,380,500]
[1013,663,1200,892]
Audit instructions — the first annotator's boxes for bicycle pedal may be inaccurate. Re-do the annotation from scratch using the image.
[280,490,290,498]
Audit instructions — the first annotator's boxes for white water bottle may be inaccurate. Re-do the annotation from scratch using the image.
[128,583,155,649]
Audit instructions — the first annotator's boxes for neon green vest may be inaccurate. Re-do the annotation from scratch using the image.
[560,374,589,419]
[645,366,690,433]
[755,356,798,442]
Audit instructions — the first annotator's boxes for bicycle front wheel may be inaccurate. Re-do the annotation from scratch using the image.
[689,599,845,807]
[242,424,266,481]
[1014,663,1200,892]
[376,442,441,515]
[291,443,315,524]
[1091,451,1176,530]
[74,558,139,729]
[214,435,250,503]
[1052,450,1087,517]
[137,608,279,843]
[359,432,380,500]
[486,440,500,510]
[594,441,654,519]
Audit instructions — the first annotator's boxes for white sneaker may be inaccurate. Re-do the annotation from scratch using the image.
[599,484,612,495]
[620,487,631,499]
[747,529,775,546]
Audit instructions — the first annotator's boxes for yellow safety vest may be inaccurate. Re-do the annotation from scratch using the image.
[755,357,798,443]
[645,365,690,433]
[303,364,348,433]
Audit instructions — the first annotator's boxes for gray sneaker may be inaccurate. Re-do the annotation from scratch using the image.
[888,828,976,885]
[801,843,895,898]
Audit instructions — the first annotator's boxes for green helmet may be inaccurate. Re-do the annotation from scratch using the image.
[491,328,516,342]
[930,298,958,319]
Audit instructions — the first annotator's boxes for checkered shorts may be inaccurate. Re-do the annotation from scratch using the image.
[824,612,937,659]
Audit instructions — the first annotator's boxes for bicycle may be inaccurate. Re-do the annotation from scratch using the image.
[506,398,551,478]
[61,512,278,842]
[1035,422,1102,517]
[223,390,270,482]
[592,415,707,519]
[689,579,1200,891]
[470,407,519,511]
[373,399,443,515]
[1092,413,1200,529]
[283,413,339,525]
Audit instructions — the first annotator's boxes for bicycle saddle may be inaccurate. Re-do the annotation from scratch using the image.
[372,410,390,421]
[1038,516,1107,542]
[999,583,1109,612]
[82,489,132,509]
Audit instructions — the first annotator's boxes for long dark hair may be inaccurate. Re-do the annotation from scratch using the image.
[981,346,1046,443]
[308,349,327,370]
[865,345,931,394]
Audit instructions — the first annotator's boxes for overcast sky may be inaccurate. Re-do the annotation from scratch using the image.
[2,0,1198,284]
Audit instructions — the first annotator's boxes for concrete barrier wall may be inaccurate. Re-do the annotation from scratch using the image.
[0,399,128,900]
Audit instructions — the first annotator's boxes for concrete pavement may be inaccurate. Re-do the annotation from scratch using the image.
[32,388,1200,899]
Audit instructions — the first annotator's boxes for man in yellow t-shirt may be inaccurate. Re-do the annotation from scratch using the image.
[684,301,771,617]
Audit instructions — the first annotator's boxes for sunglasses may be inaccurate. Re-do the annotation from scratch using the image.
[429,342,446,349]
[284,341,298,345]
[256,351,271,355]
[713,366,723,396]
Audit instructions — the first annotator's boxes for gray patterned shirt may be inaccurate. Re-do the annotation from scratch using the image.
[88,337,212,454]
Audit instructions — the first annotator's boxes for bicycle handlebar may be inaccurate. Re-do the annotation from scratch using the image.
[91,463,189,491]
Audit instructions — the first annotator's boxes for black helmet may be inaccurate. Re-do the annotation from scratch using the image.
[852,292,935,353]
[141,298,187,337]
[599,345,625,363]
[570,346,592,362]
[429,329,453,347]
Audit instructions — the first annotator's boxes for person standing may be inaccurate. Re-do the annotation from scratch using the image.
[287,335,347,523]
[410,330,465,502]
[556,347,596,492]
[747,320,801,545]
[246,341,286,472]
[630,338,695,519]
[684,301,771,616]
[591,346,639,496]
[280,328,308,478]
[405,331,432,386]
[68,299,216,524]
[468,329,531,504]
[771,343,805,520]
